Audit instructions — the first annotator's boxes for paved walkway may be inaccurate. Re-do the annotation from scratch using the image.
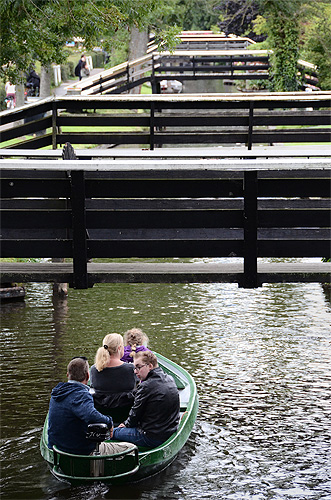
[53,68,104,97]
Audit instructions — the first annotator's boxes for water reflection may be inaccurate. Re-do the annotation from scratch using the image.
[1,279,330,499]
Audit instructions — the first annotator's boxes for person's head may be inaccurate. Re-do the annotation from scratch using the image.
[123,328,149,358]
[67,357,89,384]
[81,54,86,61]
[134,351,158,381]
[95,333,124,371]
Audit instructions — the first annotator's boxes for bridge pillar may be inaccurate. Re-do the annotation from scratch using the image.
[242,171,258,288]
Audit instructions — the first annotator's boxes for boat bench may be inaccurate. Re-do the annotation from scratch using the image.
[52,445,139,483]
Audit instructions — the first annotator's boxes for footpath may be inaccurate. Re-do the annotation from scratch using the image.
[53,68,104,97]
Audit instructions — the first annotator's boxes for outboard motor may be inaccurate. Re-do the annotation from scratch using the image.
[86,423,108,477]
[86,423,108,455]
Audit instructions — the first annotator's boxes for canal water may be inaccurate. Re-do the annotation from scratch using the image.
[1,260,331,500]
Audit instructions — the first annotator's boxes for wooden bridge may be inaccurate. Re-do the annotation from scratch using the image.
[64,50,318,96]
[0,146,330,289]
[1,93,330,150]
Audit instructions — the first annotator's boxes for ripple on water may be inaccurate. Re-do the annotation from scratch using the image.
[1,278,331,499]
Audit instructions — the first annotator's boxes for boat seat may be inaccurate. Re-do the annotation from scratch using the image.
[52,445,139,482]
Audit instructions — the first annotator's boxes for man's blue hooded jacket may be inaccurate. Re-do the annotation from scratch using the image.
[48,381,113,455]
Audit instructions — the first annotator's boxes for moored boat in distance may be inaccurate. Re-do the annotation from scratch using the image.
[40,352,198,485]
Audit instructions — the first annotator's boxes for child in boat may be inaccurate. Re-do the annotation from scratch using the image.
[121,328,150,363]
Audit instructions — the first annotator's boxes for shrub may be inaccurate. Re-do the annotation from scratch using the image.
[92,52,105,68]
[61,64,70,82]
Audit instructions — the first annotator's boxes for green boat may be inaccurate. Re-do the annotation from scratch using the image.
[40,353,198,485]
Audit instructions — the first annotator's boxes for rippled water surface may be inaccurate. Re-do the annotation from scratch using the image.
[1,272,331,500]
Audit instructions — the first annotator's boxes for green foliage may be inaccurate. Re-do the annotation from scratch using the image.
[301,3,331,89]
[0,0,172,83]
[173,0,220,31]
[254,0,304,91]
[91,52,105,68]
[268,15,300,91]
[254,0,331,91]
[155,25,182,52]
[0,82,6,110]
[216,0,261,38]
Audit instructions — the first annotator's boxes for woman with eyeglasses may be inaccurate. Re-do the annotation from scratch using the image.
[90,334,137,416]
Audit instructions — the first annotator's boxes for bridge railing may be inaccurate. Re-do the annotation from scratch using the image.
[0,93,330,150]
[63,49,318,96]
[0,157,330,288]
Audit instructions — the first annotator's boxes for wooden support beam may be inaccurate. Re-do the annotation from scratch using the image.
[1,262,330,286]
[243,171,258,288]
[70,170,89,288]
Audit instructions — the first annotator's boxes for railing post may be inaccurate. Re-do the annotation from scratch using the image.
[242,171,258,288]
[64,143,89,289]
[52,102,57,150]
[248,101,254,150]
[150,102,155,150]
[151,55,158,94]
[126,63,130,89]
[70,169,89,289]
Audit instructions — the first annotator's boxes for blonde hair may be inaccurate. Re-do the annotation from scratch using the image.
[123,328,149,359]
[95,333,123,372]
[124,328,149,347]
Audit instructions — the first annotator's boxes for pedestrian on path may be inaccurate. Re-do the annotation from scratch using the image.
[75,54,88,81]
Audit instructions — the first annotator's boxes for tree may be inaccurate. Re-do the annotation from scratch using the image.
[216,0,262,39]
[169,0,220,31]
[301,3,331,89]
[260,0,305,91]
[254,0,331,91]
[0,0,174,84]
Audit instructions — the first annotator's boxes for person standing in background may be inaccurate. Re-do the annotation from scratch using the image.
[75,54,87,81]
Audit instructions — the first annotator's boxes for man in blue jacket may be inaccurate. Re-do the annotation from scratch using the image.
[48,357,134,455]
[113,351,180,448]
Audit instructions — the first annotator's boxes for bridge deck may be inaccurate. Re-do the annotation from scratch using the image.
[0,146,330,160]
[1,261,330,287]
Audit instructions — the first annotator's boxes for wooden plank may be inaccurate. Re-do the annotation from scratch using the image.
[1,210,71,228]
[258,240,331,257]
[85,210,243,228]
[0,179,71,198]
[87,240,244,258]
[0,146,330,159]
[0,158,330,172]
[0,240,72,258]
[55,91,330,103]
[84,179,244,198]
[1,115,52,142]
[1,261,330,286]
[258,179,330,197]
[12,197,329,211]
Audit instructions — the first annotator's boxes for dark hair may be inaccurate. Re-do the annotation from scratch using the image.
[135,351,157,368]
[67,358,89,382]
